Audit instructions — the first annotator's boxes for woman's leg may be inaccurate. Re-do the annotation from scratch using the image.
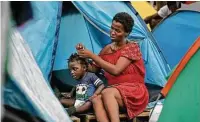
[91,95,109,122]
[101,88,125,122]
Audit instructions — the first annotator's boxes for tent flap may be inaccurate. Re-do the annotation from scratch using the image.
[18,1,62,81]
[4,29,71,122]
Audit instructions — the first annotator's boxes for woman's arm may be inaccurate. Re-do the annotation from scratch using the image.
[76,43,132,76]
[78,49,132,76]
[90,54,131,76]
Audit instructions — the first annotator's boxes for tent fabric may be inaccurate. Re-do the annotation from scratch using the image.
[18,1,62,81]
[53,1,169,87]
[158,37,200,122]
[2,105,45,122]
[4,29,71,122]
[152,2,200,70]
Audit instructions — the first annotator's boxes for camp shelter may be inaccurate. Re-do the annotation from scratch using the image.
[152,2,200,70]
[158,37,200,122]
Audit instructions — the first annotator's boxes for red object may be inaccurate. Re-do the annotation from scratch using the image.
[184,1,196,5]
[99,43,149,119]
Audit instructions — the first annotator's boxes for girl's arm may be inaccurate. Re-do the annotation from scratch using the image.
[75,101,92,113]
[94,84,105,95]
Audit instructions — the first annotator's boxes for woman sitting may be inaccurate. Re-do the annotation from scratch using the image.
[76,12,149,122]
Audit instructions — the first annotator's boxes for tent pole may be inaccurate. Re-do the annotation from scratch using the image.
[149,93,163,118]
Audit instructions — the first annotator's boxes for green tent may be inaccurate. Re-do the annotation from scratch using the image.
[158,37,200,122]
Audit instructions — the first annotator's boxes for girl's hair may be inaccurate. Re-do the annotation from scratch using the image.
[68,53,88,68]
[112,12,134,34]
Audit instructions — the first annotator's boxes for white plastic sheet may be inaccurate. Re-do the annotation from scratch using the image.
[7,29,71,122]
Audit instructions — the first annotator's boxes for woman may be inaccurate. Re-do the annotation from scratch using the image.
[76,12,149,122]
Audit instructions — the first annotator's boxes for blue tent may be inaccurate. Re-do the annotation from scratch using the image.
[152,2,200,70]
[53,1,169,87]
[4,1,169,121]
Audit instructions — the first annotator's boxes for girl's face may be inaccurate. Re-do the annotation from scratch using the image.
[110,20,127,42]
[68,61,86,80]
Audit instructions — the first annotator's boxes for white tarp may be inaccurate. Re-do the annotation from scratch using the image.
[7,29,71,122]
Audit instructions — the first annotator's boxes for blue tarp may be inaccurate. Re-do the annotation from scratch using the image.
[153,10,200,69]
[4,2,71,122]
[18,1,62,81]
[4,29,70,122]
[53,1,168,86]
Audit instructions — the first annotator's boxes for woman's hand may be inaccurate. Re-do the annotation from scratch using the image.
[76,43,85,50]
[76,43,93,58]
[77,48,93,58]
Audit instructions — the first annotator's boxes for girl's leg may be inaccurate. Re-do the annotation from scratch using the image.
[91,95,109,122]
[60,98,75,108]
[101,88,125,122]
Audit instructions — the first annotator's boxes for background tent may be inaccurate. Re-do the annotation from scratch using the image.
[18,1,63,81]
[158,37,200,122]
[3,1,169,121]
[152,2,200,70]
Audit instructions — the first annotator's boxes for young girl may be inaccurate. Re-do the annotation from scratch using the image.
[60,53,105,116]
